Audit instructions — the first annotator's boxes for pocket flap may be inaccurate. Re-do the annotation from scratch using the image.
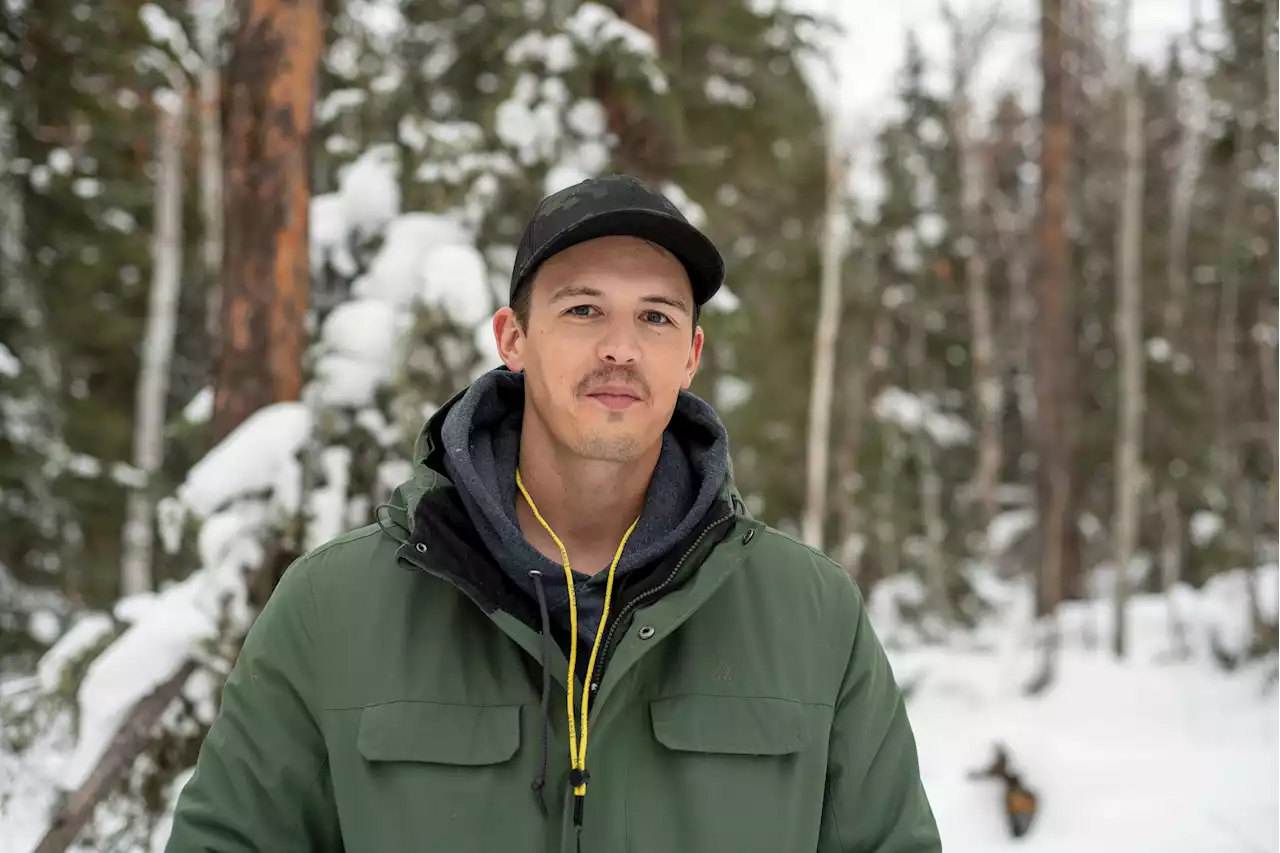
[357,701,521,765]
[650,695,811,756]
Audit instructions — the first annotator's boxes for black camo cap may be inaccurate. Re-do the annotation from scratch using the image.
[510,174,725,307]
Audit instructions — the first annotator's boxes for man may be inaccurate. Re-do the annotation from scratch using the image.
[166,175,940,852]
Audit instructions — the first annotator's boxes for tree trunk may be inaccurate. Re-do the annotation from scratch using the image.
[1033,0,1082,615]
[593,0,674,184]
[1212,148,1244,540]
[212,0,322,442]
[834,250,889,576]
[1159,486,1189,657]
[801,133,847,551]
[992,190,1036,472]
[121,91,186,597]
[1111,1,1145,659]
[906,299,952,626]
[943,3,1005,534]
[195,0,225,346]
[1258,304,1278,532]
[1263,0,1279,532]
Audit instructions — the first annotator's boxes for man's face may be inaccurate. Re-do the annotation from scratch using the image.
[494,235,704,463]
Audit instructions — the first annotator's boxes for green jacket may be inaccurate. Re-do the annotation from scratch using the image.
[166,408,940,853]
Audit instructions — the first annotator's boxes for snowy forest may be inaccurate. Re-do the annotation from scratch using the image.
[0,0,1277,850]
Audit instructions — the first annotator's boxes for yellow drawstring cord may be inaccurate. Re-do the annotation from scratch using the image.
[516,469,638,799]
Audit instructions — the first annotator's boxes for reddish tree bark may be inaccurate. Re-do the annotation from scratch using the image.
[212,0,322,442]
[1033,0,1083,614]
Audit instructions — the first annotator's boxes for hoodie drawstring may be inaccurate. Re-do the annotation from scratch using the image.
[373,502,411,546]
[529,569,553,818]
[516,468,638,838]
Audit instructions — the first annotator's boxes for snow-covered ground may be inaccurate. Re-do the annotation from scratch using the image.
[882,568,1280,853]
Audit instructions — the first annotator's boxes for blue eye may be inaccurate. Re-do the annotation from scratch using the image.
[643,311,671,325]
[566,305,595,317]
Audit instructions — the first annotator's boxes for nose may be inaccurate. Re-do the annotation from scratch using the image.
[595,315,641,364]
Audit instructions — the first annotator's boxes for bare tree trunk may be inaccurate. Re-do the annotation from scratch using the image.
[1263,0,1279,533]
[1159,487,1189,657]
[1034,0,1081,613]
[194,0,225,346]
[906,301,953,626]
[1212,161,1243,526]
[121,89,186,597]
[1111,0,1145,659]
[1026,0,1079,694]
[877,433,905,581]
[834,251,889,576]
[1165,0,1208,338]
[213,0,322,442]
[1258,305,1278,532]
[992,190,1036,463]
[802,133,848,550]
[944,2,1005,535]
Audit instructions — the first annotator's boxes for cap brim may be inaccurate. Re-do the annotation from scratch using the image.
[514,208,724,306]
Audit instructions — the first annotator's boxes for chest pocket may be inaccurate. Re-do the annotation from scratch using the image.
[358,701,520,765]
[628,694,829,853]
[351,701,537,852]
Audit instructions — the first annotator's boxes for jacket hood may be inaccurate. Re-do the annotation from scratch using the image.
[390,366,746,533]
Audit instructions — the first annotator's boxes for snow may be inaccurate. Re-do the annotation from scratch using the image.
[420,243,490,326]
[59,574,214,791]
[0,340,19,376]
[872,386,973,446]
[310,146,403,277]
[305,446,352,552]
[567,2,657,60]
[312,299,402,408]
[705,285,741,313]
[35,613,114,693]
[182,386,212,423]
[891,568,1279,853]
[1147,337,1173,362]
[1189,510,1224,547]
[26,611,60,646]
[0,397,327,849]
[177,402,312,517]
[336,145,400,241]
[986,508,1036,555]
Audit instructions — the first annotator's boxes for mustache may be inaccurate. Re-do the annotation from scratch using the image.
[576,366,650,399]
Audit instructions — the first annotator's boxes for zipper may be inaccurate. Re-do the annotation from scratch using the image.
[590,510,738,695]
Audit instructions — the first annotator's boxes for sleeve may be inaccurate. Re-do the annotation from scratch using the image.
[165,555,343,852]
[817,571,942,853]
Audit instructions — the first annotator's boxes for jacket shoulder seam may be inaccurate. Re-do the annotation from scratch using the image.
[306,525,382,560]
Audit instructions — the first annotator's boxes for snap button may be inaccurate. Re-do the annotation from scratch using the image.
[742,528,755,545]
[637,625,656,640]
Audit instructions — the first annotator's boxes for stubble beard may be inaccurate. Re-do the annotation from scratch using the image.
[574,421,645,463]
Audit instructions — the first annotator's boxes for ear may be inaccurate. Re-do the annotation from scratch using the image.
[493,307,526,371]
[682,325,705,390]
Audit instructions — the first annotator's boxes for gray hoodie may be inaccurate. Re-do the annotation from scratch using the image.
[438,368,731,650]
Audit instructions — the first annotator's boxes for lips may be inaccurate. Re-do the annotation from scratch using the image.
[585,385,643,411]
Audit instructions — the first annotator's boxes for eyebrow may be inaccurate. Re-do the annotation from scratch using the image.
[548,285,691,316]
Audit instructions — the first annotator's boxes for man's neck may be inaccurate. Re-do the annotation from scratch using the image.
[515,425,658,575]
